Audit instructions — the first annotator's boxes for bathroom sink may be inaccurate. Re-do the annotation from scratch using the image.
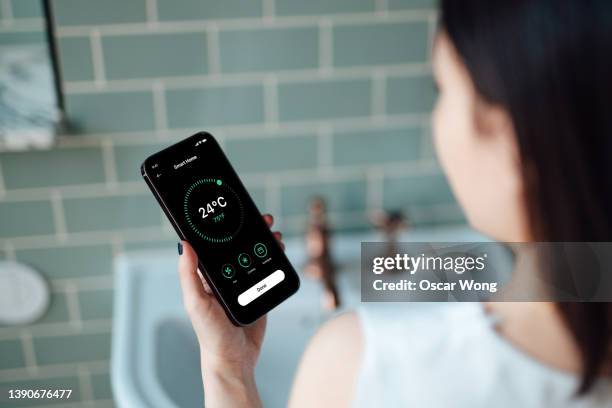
[111,226,482,407]
[111,236,335,408]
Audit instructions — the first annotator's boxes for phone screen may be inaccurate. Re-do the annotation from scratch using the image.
[142,132,299,325]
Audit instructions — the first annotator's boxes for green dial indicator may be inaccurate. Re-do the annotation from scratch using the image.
[183,178,244,243]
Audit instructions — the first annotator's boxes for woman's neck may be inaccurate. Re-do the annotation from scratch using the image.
[485,302,582,374]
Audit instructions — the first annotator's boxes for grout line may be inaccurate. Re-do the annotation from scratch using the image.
[263,76,279,128]
[0,159,6,199]
[90,29,106,88]
[101,139,118,189]
[0,19,44,31]
[51,190,68,242]
[0,182,148,202]
[264,176,280,218]
[152,81,168,132]
[56,10,433,37]
[78,365,94,403]
[372,69,386,118]
[262,0,275,21]
[4,241,16,261]
[375,0,389,14]
[316,124,333,173]
[318,18,333,74]
[21,332,38,373]
[0,151,435,204]
[0,225,172,250]
[366,167,385,211]
[51,276,114,293]
[0,360,110,382]
[420,123,434,160]
[0,320,112,341]
[206,24,221,74]
[145,0,159,25]
[65,282,83,330]
[63,63,431,93]
[0,0,12,21]
[51,113,430,145]
[283,209,370,232]
[427,10,438,58]
[110,234,124,258]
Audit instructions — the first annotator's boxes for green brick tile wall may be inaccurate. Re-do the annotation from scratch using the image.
[0,1,465,405]
[36,292,71,324]
[225,134,318,173]
[0,201,55,238]
[219,27,319,73]
[157,0,263,21]
[386,74,437,114]
[10,0,44,19]
[113,142,170,182]
[34,332,111,365]
[333,22,429,66]
[16,245,114,280]
[0,30,45,45]
[276,0,375,16]
[0,339,25,370]
[58,37,95,81]
[165,85,265,128]
[280,179,368,217]
[67,91,156,133]
[332,127,422,166]
[78,289,114,320]
[278,79,372,121]
[1,147,105,189]
[102,32,209,80]
[63,195,161,232]
[91,372,113,400]
[52,0,147,26]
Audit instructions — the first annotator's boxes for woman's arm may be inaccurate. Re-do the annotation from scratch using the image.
[178,229,269,408]
[178,214,362,407]
[289,312,363,408]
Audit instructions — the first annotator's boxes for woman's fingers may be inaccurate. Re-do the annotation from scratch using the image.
[264,215,284,248]
[263,214,274,227]
[178,241,210,316]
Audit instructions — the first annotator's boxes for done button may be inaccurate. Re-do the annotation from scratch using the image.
[237,270,285,306]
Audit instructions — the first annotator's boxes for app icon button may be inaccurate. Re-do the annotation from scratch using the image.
[221,263,235,279]
[238,253,252,268]
[253,242,268,258]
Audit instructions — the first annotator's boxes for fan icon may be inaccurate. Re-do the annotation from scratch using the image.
[221,263,235,279]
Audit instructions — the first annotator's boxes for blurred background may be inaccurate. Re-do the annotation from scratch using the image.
[0,0,465,406]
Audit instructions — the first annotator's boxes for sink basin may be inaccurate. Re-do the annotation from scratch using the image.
[111,226,482,407]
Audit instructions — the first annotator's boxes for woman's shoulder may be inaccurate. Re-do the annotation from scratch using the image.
[354,303,612,408]
[289,312,362,408]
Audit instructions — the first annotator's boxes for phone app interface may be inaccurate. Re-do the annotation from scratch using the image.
[148,135,295,314]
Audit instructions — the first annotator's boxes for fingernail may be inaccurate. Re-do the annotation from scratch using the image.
[177,242,183,255]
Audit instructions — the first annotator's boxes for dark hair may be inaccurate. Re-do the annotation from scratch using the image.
[440,0,612,394]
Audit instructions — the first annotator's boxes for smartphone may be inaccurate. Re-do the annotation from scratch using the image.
[141,132,300,326]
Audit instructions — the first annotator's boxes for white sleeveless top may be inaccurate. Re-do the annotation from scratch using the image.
[354,303,612,408]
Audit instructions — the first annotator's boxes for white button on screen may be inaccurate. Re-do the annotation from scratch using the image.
[237,270,285,306]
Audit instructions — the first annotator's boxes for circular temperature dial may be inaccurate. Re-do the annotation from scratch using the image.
[183,178,244,243]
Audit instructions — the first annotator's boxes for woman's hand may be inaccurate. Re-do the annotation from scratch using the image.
[177,214,283,408]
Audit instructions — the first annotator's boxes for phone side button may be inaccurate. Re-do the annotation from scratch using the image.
[237,270,285,306]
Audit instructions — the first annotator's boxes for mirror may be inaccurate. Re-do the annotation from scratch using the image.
[0,0,64,150]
